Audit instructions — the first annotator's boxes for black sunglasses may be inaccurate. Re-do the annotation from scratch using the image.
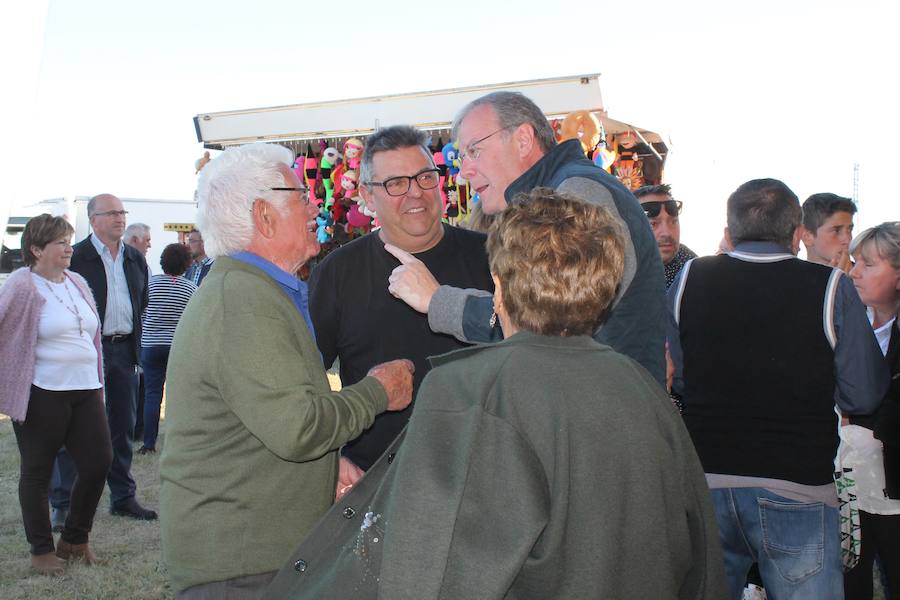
[642,200,682,218]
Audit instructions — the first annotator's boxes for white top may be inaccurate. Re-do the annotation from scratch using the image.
[90,234,133,335]
[839,310,899,515]
[31,272,102,391]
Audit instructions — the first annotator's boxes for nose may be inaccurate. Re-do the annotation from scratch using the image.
[459,158,477,180]
[849,262,861,280]
[406,178,426,198]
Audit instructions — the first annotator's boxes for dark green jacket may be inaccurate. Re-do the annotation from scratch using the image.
[266,331,728,599]
[160,257,388,592]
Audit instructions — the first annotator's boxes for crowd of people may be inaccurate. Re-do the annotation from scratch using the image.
[0,90,897,600]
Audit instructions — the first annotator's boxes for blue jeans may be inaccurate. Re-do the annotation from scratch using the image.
[140,345,170,450]
[711,487,842,599]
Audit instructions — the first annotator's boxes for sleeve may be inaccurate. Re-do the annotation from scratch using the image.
[832,274,890,414]
[217,295,388,462]
[308,261,339,369]
[666,264,691,395]
[427,285,502,343]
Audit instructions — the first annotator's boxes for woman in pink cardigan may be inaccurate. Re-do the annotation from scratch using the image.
[0,214,112,575]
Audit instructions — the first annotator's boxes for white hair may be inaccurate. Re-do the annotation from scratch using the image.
[124,223,150,240]
[195,143,294,257]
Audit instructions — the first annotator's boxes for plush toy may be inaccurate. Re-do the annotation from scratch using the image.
[316,208,334,244]
[432,151,448,210]
[442,142,460,178]
[445,188,460,226]
[343,138,364,170]
[340,170,358,198]
[194,151,211,174]
[591,121,617,173]
[559,111,602,157]
[303,156,319,204]
[320,147,340,206]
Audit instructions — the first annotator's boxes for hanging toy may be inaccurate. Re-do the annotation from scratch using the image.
[316,208,334,244]
[559,110,602,157]
[320,147,340,207]
[343,138,364,170]
[591,120,617,173]
[442,142,460,179]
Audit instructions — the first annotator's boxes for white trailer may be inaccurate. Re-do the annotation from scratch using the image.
[193,72,668,156]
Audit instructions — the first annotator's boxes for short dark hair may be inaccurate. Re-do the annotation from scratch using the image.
[726,179,801,248]
[359,126,433,186]
[633,183,672,200]
[801,193,857,232]
[22,214,75,266]
[159,242,193,276]
[486,188,624,336]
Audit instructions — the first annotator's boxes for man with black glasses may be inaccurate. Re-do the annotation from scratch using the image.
[308,125,493,495]
[635,184,697,289]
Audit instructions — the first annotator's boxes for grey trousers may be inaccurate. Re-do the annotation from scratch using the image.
[177,571,277,600]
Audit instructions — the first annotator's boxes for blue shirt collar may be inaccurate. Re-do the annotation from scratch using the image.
[230,251,301,291]
[731,241,796,256]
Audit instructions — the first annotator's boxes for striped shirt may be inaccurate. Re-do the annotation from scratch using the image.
[141,274,197,347]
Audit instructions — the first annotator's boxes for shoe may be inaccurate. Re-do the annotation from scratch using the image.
[110,497,158,520]
[137,446,156,455]
[50,507,68,533]
[56,539,106,565]
[31,552,66,576]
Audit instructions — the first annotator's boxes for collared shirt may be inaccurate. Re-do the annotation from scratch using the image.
[90,234,133,335]
[230,252,315,338]
[185,256,214,286]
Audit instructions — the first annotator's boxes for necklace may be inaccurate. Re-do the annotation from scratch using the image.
[41,276,85,336]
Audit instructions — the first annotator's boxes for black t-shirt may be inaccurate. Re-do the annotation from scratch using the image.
[309,224,494,470]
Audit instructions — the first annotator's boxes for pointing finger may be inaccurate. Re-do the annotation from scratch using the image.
[384,243,419,266]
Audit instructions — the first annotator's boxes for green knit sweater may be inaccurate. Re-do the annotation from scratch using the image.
[160,257,387,592]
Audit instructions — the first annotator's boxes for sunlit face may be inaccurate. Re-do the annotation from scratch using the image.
[361,146,444,253]
[804,211,854,264]
[641,194,681,264]
[850,243,900,312]
[130,233,151,256]
[187,232,206,259]
[34,235,74,273]
[276,165,320,269]
[90,194,127,242]
[456,105,524,215]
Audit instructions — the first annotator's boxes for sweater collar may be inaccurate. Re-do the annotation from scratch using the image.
[505,140,588,202]
[428,329,601,369]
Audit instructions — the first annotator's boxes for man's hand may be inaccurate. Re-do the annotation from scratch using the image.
[385,243,439,314]
[367,359,415,412]
[831,248,852,274]
[335,456,364,502]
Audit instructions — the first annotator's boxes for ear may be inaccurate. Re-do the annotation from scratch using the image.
[791,226,803,255]
[512,123,537,159]
[251,199,276,239]
[799,224,815,249]
[491,273,504,310]
[723,227,733,250]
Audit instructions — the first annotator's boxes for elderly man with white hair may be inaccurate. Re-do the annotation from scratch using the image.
[159,143,414,600]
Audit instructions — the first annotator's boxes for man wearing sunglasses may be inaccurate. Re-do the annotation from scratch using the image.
[308,125,493,492]
[635,184,697,289]
[385,92,666,386]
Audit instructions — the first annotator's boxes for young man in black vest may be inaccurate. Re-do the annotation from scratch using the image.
[667,178,888,599]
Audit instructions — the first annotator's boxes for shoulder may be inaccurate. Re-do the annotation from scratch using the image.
[441,225,487,251]
[123,243,148,268]
[0,268,37,300]
[71,237,97,259]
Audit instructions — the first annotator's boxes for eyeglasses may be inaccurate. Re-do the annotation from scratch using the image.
[641,200,682,218]
[458,125,517,163]
[93,210,128,217]
[366,168,441,197]
[269,187,310,205]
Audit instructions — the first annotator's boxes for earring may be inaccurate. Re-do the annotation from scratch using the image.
[489,311,497,328]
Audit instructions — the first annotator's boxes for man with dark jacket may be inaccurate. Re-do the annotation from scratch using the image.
[384,91,666,385]
[667,178,888,598]
[52,193,156,521]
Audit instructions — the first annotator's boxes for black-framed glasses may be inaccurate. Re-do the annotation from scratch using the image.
[93,210,128,217]
[458,125,517,163]
[642,200,682,218]
[366,168,441,197]
[269,187,310,205]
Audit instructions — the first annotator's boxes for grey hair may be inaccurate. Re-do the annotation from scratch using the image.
[450,91,557,153]
[124,223,150,241]
[726,178,801,248]
[359,126,434,186]
[195,143,294,257]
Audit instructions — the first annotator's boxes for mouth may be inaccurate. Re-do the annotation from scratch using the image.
[475,184,488,195]
[404,207,427,215]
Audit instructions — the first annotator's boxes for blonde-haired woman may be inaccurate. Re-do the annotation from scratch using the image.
[844,222,900,599]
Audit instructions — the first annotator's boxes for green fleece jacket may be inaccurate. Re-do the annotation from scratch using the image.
[160,257,388,592]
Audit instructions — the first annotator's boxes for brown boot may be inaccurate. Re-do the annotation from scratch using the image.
[31,552,66,576]
[56,539,106,565]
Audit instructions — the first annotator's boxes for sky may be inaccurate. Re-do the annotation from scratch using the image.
[1,0,897,257]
